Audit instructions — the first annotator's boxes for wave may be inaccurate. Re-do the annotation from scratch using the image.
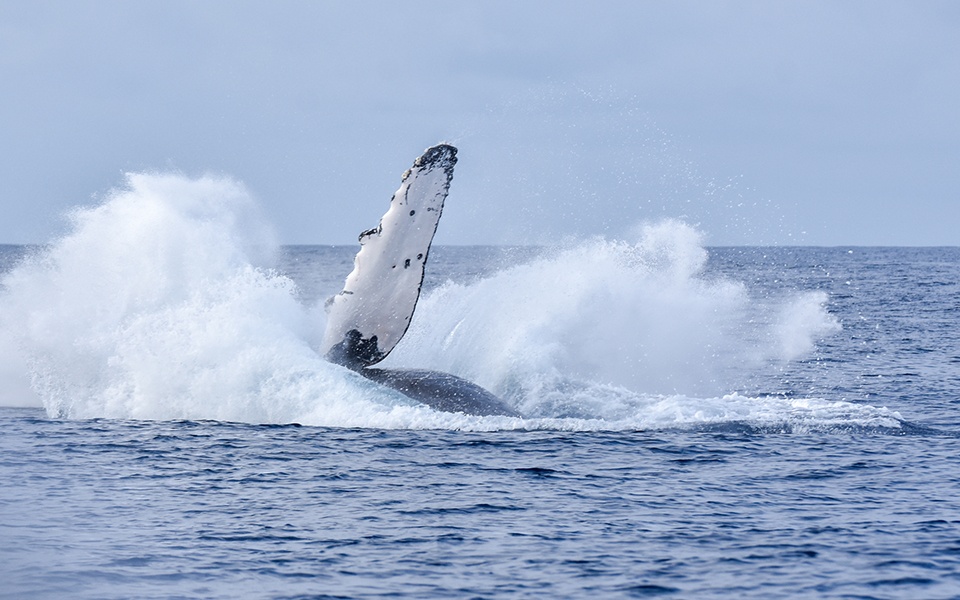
[0,173,899,431]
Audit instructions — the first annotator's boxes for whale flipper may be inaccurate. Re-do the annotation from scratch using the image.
[321,144,457,368]
[320,144,519,418]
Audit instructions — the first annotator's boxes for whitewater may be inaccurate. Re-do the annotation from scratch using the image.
[2,173,959,598]
[0,172,876,430]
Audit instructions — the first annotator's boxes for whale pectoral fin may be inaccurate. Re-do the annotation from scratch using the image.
[321,144,457,368]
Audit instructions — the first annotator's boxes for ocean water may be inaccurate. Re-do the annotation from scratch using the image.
[2,175,960,598]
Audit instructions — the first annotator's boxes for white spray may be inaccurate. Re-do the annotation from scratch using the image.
[0,174,894,430]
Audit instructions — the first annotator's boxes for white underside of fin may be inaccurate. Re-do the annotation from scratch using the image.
[321,144,457,367]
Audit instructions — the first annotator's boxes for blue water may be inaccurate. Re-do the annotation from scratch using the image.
[1,180,960,598]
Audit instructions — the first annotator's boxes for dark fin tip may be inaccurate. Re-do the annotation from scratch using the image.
[413,144,457,170]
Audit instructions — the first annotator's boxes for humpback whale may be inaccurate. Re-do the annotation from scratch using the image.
[321,144,520,418]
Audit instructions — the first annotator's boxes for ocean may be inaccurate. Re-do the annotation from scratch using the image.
[1,175,959,598]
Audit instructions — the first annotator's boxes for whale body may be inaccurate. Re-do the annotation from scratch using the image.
[322,144,519,418]
[362,368,521,418]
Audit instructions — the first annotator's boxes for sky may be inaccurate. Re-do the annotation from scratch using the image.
[1,1,958,246]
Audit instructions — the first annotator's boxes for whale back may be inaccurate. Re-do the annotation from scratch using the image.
[361,368,521,417]
[321,144,457,368]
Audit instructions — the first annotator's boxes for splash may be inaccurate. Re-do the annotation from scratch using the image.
[388,220,856,427]
[0,174,894,430]
[385,220,846,420]
[0,173,417,424]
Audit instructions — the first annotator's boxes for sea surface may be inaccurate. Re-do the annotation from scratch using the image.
[1,179,959,598]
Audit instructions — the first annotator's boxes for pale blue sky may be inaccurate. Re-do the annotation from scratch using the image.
[1,1,958,245]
